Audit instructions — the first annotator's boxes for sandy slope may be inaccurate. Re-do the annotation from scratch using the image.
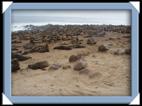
[12,32,131,96]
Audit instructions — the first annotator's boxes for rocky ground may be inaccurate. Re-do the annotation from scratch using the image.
[12,25,131,96]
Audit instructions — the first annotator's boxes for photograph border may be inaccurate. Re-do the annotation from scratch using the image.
[3,2,139,104]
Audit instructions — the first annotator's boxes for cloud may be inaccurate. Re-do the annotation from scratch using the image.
[11,10,130,25]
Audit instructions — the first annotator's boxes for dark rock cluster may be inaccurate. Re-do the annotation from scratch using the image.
[11,24,131,73]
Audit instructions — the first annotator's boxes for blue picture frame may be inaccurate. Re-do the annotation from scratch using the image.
[3,2,139,104]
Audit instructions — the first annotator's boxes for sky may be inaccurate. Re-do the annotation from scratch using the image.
[11,10,131,25]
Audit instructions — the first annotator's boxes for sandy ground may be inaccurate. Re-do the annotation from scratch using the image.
[12,32,131,96]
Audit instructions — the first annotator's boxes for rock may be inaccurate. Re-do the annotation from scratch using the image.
[23,43,34,49]
[12,50,22,54]
[123,35,130,38]
[54,45,72,50]
[117,37,121,40]
[113,48,125,55]
[108,37,115,40]
[39,47,49,53]
[92,54,96,57]
[75,84,80,88]
[113,48,130,55]
[12,53,32,61]
[60,41,69,45]
[105,43,113,48]
[96,31,105,37]
[62,65,71,69]
[79,68,90,74]
[12,59,20,72]
[72,44,86,48]
[30,43,49,53]
[98,44,109,52]
[87,37,96,45]
[73,60,87,71]
[49,64,61,70]
[69,55,82,63]
[12,47,18,51]
[84,35,92,38]
[12,39,21,43]
[16,50,22,54]
[28,61,49,70]
[125,48,131,55]
[22,50,31,55]
[70,37,82,45]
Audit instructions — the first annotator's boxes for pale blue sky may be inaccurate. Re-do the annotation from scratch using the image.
[11,10,131,25]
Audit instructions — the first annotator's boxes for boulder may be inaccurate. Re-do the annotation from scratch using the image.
[72,44,86,48]
[54,45,72,50]
[73,60,87,71]
[12,59,20,72]
[113,48,126,55]
[30,43,49,53]
[113,48,131,55]
[69,55,82,63]
[125,48,131,55]
[98,44,109,52]
[12,53,32,61]
[23,43,34,49]
[28,61,49,70]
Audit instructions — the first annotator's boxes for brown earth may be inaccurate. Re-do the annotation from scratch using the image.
[12,32,131,96]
